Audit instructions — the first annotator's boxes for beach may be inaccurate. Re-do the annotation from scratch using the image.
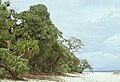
[0,72,120,82]
[59,72,120,82]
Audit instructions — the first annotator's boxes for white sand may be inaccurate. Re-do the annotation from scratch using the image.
[1,72,120,82]
[59,72,120,82]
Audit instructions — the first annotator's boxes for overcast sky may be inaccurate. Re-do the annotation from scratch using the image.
[10,0,120,71]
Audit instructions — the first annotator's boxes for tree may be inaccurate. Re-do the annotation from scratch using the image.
[0,0,29,79]
[15,4,63,73]
[58,37,92,73]
[60,37,84,52]
[0,0,92,78]
[0,48,29,79]
[79,59,93,73]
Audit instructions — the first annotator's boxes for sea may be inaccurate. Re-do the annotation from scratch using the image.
[84,70,120,72]
[93,70,120,72]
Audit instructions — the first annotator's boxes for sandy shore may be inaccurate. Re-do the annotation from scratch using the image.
[59,72,120,82]
[0,72,120,82]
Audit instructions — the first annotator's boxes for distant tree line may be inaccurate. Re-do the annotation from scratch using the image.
[0,0,93,79]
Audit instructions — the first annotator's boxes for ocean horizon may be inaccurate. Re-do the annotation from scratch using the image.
[84,70,120,72]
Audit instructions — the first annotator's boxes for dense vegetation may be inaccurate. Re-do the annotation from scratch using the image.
[0,0,93,79]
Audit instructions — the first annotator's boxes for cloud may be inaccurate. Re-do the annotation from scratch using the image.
[77,8,120,70]
[10,0,120,71]
[105,32,120,43]
[103,32,120,55]
[79,51,120,70]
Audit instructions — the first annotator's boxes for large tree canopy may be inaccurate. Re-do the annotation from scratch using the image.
[0,0,92,79]
[0,0,29,79]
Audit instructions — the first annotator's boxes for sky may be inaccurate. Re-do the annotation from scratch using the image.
[10,0,120,71]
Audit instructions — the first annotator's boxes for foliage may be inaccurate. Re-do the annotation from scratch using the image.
[11,40,39,59]
[59,37,84,52]
[79,59,93,73]
[14,4,64,73]
[0,0,92,79]
[55,64,71,73]
[0,48,29,78]
[0,0,29,79]
[0,68,5,76]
